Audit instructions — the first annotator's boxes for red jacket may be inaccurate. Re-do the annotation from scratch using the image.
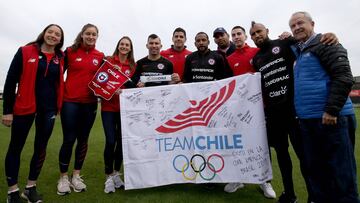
[101,56,135,112]
[160,47,192,80]
[63,45,104,103]
[227,44,259,76]
[13,44,64,115]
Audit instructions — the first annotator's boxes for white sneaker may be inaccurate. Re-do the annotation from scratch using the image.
[104,176,115,194]
[71,174,86,192]
[224,182,245,193]
[260,182,276,199]
[57,175,71,195]
[112,172,124,189]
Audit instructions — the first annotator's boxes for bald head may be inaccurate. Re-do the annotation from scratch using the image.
[249,21,269,47]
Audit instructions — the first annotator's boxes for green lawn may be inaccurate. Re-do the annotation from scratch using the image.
[0,102,359,203]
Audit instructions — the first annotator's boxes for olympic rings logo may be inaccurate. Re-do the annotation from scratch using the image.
[172,154,225,181]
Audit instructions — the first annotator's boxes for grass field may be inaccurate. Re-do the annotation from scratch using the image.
[0,102,359,203]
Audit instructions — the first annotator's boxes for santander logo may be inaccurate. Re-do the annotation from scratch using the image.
[156,80,236,133]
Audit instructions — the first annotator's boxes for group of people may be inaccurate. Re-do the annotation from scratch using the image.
[1,11,359,203]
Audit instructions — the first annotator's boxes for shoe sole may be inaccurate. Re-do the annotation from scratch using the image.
[224,185,245,193]
[70,185,86,193]
[57,190,71,196]
[104,189,116,194]
[21,193,43,203]
[260,189,276,199]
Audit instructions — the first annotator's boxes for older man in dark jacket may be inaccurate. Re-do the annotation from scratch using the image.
[289,11,359,203]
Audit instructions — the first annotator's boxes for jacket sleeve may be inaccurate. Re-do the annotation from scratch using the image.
[3,47,23,115]
[182,55,192,83]
[216,53,233,80]
[131,61,142,85]
[63,48,69,72]
[222,55,234,78]
[312,41,354,116]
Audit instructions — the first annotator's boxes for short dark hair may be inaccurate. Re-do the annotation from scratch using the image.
[195,32,208,40]
[173,27,186,37]
[148,34,160,42]
[231,26,246,33]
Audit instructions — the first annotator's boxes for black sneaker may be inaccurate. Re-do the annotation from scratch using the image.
[7,191,23,203]
[277,192,298,203]
[21,186,42,203]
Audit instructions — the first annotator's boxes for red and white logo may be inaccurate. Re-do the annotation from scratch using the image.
[53,57,59,64]
[156,80,236,133]
[93,59,99,66]
[124,69,131,76]
[28,58,36,63]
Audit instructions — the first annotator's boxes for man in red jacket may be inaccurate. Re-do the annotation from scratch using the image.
[161,27,192,81]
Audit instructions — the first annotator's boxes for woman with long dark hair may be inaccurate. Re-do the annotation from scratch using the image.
[2,24,65,203]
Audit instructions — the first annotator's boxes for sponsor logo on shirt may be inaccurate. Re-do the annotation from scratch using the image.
[169,55,174,58]
[75,57,82,62]
[234,63,239,67]
[269,86,287,98]
[124,69,131,76]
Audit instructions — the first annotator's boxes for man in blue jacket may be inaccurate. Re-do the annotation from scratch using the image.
[289,11,359,203]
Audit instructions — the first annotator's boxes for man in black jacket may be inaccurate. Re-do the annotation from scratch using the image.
[250,21,342,203]
[250,22,300,203]
[183,32,232,83]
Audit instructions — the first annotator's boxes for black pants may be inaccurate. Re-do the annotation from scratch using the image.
[5,111,56,186]
[101,111,123,175]
[266,111,305,198]
[59,102,97,173]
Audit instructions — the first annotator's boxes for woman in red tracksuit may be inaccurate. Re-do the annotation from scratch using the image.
[56,23,104,195]
[2,24,65,203]
[102,36,136,193]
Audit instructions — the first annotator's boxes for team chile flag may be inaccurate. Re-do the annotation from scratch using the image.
[88,59,130,100]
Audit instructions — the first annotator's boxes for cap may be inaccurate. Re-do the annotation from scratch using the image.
[213,27,227,37]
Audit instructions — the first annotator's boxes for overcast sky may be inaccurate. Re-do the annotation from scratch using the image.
[1,0,359,89]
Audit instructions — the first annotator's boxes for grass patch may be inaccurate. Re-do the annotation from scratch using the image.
[0,102,359,202]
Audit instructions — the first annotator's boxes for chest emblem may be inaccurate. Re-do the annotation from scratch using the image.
[93,59,99,66]
[28,58,36,63]
[157,63,165,70]
[208,58,215,65]
[272,46,280,54]
[53,58,59,64]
